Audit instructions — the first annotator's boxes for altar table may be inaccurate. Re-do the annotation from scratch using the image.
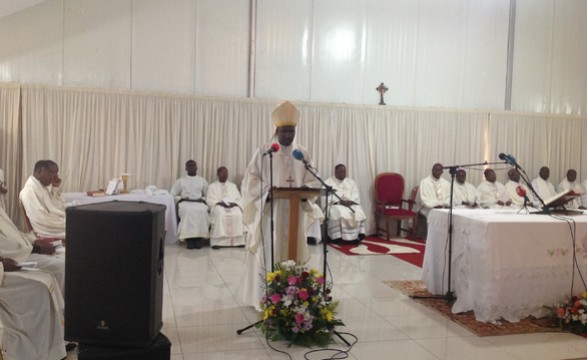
[64,192,178,244]
[422,208,587,323]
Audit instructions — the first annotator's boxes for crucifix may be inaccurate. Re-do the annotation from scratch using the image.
[286,175,295,187]
[376,82,388,105]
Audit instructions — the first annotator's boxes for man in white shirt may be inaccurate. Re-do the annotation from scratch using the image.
[452,169,478,208]
[324,164,366,244]
[171,160,209,250]
[416,163,451,217]
[19,160,66,239]
[531,166,557,203]
[477,168,512,208]
[556,169,583,209]
[206,166,245,249]
[505,168,535,207]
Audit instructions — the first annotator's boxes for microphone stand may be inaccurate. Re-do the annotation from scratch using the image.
[301,163,351,346]
[411,160,493,303]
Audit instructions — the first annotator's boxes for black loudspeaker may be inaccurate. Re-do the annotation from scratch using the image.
[65,201,166,347]
[78,332,171,360]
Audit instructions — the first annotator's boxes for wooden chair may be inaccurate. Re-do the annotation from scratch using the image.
[374,173,418,240]
[19,201,35,234]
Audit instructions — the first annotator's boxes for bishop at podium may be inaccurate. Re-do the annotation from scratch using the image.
[241,101,320,311]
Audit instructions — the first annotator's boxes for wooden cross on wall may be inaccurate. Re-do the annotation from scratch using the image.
[376,82,389,105]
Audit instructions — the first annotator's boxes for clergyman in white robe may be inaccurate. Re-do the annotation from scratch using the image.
[324,164,366,243]
[206,167,245,248]
[19,161,66,239]
[504,168,536,207]
[241,101,320,311]
[452,169,478,208]
[531,166,557,204]
[556,169,583,209]
[477,169,512,208]
[171,160,210,245]
[0,206,66,360]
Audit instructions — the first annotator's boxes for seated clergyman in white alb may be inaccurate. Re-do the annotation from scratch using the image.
[19,160,66,239]
[452,169,478,208]
[416,163,451,217]
[477,168,512,208]
[531,166,557,202]
[0,204,73,359]
[171,160,210,250]
[324,164,366,244]
[206,166,245,249]
[505,168,535,207]
[556,169,583,209]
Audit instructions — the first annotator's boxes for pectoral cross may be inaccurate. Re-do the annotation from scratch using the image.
[376,82,388,105]
[286,175,295,188]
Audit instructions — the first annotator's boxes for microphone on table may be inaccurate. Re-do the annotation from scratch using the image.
[263,143,280,156]
[516,185,530,205]
[515,185,526,198]
[292,149,313,169]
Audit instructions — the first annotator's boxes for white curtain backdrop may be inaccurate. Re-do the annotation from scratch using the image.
[4,82,587,233]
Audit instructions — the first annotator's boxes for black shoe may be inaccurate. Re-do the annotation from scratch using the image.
[186,239,195,249]
[66,342,77,352]
[212,245,221,250]
[358,233,366,241]
[193,238,202,249]
[307,237,317,245]
[329,238,342,245]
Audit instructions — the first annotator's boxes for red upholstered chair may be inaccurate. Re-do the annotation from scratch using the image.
[374,173,418,240]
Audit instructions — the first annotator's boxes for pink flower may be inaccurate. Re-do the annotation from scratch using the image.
[316,276,325,285]
[288,275,298,285]
[557,307,565,318]
[295,313,305,324]
[299,289,309,300]
[270,294,281,304]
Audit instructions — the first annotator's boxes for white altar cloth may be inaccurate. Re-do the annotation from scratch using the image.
[64,192,178,244]
[422,208,587,323]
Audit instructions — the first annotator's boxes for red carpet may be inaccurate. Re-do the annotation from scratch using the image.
[328,236,425,267]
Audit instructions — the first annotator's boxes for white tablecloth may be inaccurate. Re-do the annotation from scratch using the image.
[422,208,587,323]
[64,192,178,244]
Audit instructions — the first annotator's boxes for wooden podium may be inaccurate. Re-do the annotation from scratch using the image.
[272,187,321,261]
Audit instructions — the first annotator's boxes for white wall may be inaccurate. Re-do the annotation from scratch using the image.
[0,0,586,114]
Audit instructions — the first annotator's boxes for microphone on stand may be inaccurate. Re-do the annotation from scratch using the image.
[516,185,530,205]
[498,153,523,170]
[263,143,280,156]
[292,149,313,169]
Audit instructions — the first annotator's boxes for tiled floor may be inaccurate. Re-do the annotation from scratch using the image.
[65,239,587,360]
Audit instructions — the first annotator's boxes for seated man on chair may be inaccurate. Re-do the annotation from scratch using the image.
[0,256,68,360]
[477,168,512,208]
[171,160,210,250]
[505,168,535,207]
[415,163,451,238]
[452,169,478,208]
[0,201,73,359]
[324,164,366,244]
[19,160,66,239]
[206,166,245,249]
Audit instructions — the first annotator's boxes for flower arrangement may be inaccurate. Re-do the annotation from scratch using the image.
[554,291,587,333]
[256,260,344,347]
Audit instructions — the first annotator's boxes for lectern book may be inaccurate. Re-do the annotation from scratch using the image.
[543,189,581,209]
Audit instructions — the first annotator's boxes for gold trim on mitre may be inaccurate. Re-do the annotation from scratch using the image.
[272,101,299,127]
